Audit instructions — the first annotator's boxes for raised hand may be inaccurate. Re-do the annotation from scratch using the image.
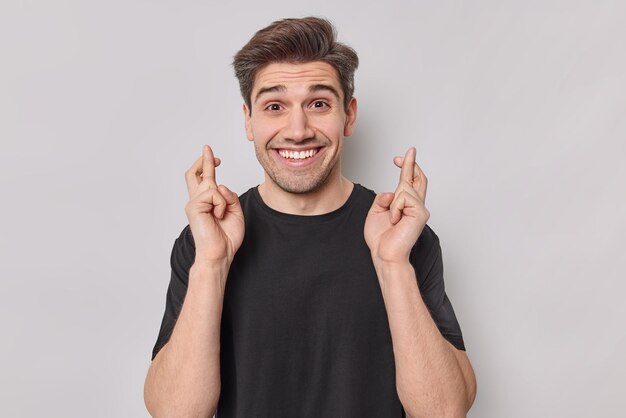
[364,147,430,264]
[184,145,245,265]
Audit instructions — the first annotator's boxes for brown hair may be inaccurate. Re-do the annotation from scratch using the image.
[233,16,359,113]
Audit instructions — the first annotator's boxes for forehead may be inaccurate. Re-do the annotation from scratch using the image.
[252,61,342,96]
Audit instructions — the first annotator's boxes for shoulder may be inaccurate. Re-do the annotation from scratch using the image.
[238,187,256,204]
[351,183,377,212]
[236,186,259,216]
[354,183,377,200]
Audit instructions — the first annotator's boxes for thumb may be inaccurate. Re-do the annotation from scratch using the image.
[370,192,395,213]
[218,185,242,212]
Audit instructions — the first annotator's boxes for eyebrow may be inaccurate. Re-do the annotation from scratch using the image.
[254,85,287,103]
[309,84,340,100]
[254,84,341,103]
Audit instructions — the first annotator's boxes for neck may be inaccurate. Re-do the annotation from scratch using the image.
[258,173,354,216]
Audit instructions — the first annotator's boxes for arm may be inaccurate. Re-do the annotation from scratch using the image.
[144,261,227,417]
[144,145,244,418]
[374,260,476,418]
[365,148,476,418]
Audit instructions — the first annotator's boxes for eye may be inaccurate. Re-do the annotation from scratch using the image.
[265,103,282,112]
[310,100,329,110]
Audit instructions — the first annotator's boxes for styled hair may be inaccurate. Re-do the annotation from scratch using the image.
[233,16,359,113]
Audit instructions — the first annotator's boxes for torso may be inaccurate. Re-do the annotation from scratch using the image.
[216,184,406,417]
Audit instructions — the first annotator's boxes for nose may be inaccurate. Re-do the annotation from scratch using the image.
[283,108,315,142]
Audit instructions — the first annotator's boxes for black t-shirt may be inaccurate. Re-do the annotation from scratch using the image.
[152,183,465,417]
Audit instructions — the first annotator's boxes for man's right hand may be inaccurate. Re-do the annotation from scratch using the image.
[184,145,245,265]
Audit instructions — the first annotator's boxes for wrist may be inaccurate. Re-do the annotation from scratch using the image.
[370,251,412,269]
[192,257,231,273]
[372,259,418,301]
[372,257,413,274]
[189,259,231,291]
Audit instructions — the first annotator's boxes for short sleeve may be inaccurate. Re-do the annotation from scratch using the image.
[151,225,196,360]
[410,224,466,351]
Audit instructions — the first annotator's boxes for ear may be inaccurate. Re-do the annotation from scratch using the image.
[243,103,254,141]
[343,97,358,137]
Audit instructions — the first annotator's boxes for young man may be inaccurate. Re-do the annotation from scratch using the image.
[144,17,476,418]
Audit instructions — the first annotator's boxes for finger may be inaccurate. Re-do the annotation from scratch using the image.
[194,187,228,219]
[389,192,406,225]
[399,147,416,186]
[369,192,395,214]
[394,156,419,172]
[185,154,222,197]
[413,163,428,203]
[202,145,218,188]
[393,155,427,201]
[389,190,421,224]
[185,154,204,197]
[199,157,221,180]
[218,184,243,213]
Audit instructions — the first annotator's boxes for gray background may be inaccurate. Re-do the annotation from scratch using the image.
[1,0,624,417]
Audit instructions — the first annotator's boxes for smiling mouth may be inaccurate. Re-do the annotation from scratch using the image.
[277,148,320,160]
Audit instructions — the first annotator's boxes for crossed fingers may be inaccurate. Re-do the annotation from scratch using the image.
[393,147,427,202]
[185,145,222,197]
[389,147,428,224]
[184,145,231,219]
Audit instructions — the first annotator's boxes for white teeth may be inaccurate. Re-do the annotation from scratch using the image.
[278,149,318,159]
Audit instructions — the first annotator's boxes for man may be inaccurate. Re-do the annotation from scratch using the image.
[144,16,476,418]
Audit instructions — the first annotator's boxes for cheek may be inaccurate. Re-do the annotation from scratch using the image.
[316,119,345,140]
[250,120,277,144]
[310,112,344,132]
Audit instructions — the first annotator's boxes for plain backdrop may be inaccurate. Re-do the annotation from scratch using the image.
[1,1,625,417]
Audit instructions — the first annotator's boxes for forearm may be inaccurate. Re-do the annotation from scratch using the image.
[144,261,228,418]
[375,261,470,418]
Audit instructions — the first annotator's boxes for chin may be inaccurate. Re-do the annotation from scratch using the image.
[272,177,327,194]
[270,168,335,195]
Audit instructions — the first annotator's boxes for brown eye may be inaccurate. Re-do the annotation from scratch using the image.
[266,103,281,111]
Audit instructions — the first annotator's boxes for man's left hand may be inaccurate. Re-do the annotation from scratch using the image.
[364,147,430,265]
